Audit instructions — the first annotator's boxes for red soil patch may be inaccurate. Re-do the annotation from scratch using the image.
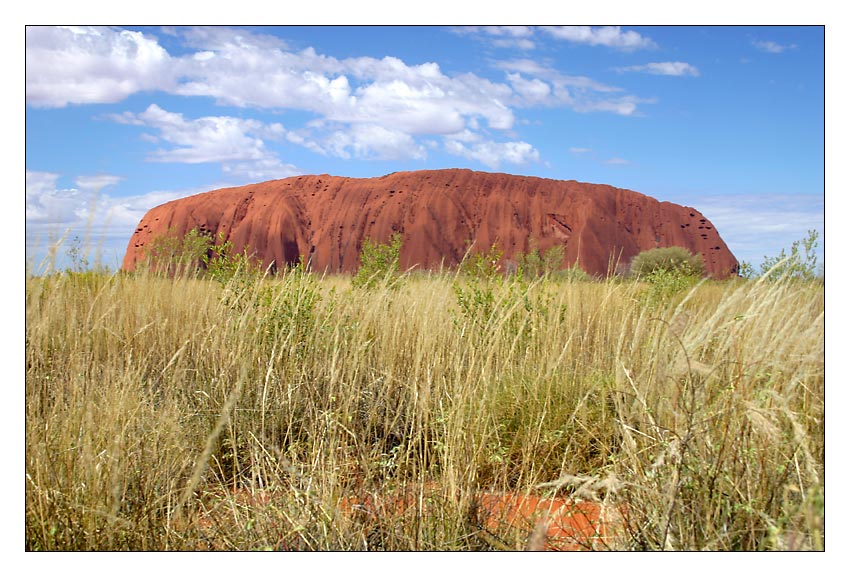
[472,492,624,551]
[192,486,625,551]
[340,488,624,551]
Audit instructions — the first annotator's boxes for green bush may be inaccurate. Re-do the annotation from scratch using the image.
[739,229,821,281]
[141,227,212,277]
[352,233,403,289]
[550,262,591,282]
[201,232,263,284]
[641,266,701,304]
[515,238,565,278]
[629,246,706,279]
[630,246,705,306]
[141,228,262,281]
[459,242,503,279]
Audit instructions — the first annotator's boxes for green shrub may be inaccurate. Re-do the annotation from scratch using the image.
[515,237,566,278]
[641,266,702,306]
[141,227,213,277]
[629,246,706,279]
[550,262,591,282]
[201,232,263,284]
[459,242,503,279]
[141,228,262,281]
[352,233,403,289]
[739,229,821,281]
[630,246,705,306]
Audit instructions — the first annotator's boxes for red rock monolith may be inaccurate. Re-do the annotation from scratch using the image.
[121,169,738,278]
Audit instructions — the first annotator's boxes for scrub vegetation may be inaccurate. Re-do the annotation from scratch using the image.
[25,232,824,551]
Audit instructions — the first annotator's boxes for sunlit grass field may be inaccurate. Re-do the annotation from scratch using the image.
[25,262,824,551]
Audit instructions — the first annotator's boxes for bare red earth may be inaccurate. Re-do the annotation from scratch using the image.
[340,488,625,551]
[472,492,625,551]
[194,487,625,551]
[122,169,738,278]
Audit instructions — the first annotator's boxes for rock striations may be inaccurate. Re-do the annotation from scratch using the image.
[122,169,738,278]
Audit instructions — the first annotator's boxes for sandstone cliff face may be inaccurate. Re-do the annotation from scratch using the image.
[122,169,738,278]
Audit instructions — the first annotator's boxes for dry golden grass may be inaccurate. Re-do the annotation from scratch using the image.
[25,267,824,550]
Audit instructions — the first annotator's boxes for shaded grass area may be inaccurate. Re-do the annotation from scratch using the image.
[25,268,824,550]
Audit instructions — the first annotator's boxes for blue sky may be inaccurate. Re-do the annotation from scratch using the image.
[25,22,825,273]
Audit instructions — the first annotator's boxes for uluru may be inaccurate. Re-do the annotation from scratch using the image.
[121,169,738,279]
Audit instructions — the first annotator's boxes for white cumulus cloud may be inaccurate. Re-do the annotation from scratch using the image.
[27,170,127,228]
[753,40,798,53]
[26,26,664,171]
[26,168,231,272]
[318,123,428,161]
[26,26,174,108]
[444,133,539,169]
[452,26,537,50]
[539,26,657,50]
[457,25,656,52]
[689,193,823,267]
[618,61,700,77]
[75,174,125,192]
[495,59,645,115]
[109,104,299,180]
[506,73,552,103]
[27,171,74,223]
